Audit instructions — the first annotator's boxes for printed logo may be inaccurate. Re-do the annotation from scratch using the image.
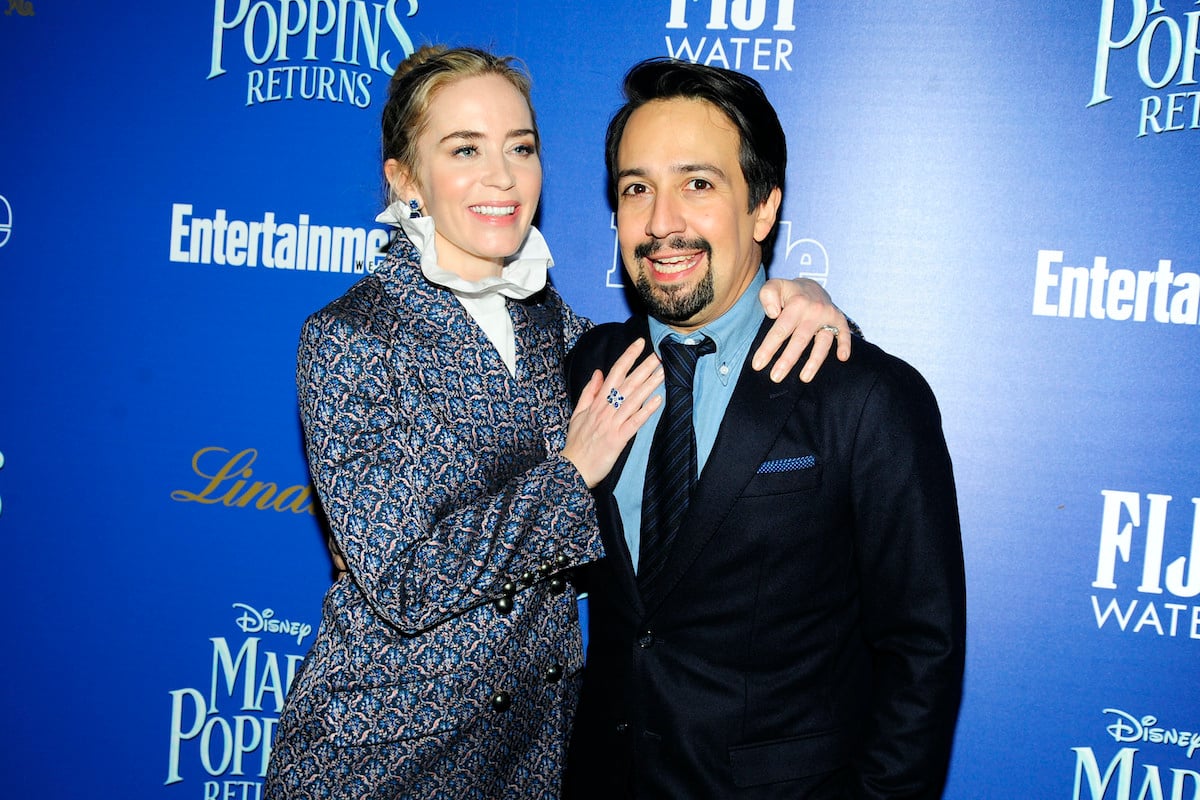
[169,203,390,274]
[233,602,313,646]
[1103,708,1200,758]
[1033,250,1200,326]
[1091,489,1200,641]
[165,601,311,792]
[606,216,828,288]
[5,0,35,17]
[1090,0,1200,137]
[663,0,797,72]
[1071,707,1200,799]
[170,446,317,516]
[207,0,419,108]
[0,194,12,248]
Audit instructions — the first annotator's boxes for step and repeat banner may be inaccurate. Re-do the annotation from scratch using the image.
[1,1,1197,797]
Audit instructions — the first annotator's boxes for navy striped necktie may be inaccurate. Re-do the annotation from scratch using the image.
[638,335,716,590]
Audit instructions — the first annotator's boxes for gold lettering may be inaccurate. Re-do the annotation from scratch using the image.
[170,447,316,516]
[272,485,314,515]
[171,447,257,504]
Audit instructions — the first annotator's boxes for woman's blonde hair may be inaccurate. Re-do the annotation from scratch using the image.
[381,45,539,203]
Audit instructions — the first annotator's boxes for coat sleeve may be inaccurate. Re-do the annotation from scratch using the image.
[296,306,603,636]
[848,359,966,800]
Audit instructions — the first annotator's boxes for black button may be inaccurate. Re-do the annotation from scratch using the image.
[494,596,513,615]
[536,563,550,577]
[544,662,563,683]
[502,581,517,596]
[548,576,566,594]
[615,722,629,735]
[521,571,534,585]
[491,691,512,712]
[555,554,569,567]
[637,631,654,648]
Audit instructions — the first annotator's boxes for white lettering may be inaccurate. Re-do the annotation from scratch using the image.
[168,203,387,274]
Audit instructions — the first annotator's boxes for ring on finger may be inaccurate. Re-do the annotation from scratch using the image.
[607,388,625,409]
[818,324,840,337]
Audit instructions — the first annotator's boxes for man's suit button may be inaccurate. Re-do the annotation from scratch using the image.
[544,662,563,683]
[615,722,629,735]
[637,631,654,648]
[490,691,512,712]
[494,596,513,615]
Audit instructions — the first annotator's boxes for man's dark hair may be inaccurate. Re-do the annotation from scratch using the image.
[604,57,787,213]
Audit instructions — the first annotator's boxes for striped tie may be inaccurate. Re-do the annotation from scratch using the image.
[638,335,715,591]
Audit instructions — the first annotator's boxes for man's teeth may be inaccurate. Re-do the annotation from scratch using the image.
[653,254,695,272]
[471,205,516,216]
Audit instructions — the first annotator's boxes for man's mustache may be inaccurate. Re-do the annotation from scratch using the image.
[633,236,712,261]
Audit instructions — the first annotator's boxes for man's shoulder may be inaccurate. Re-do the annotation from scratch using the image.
[807,335,943,424]
[571,316,648,362]
[565,316,651,403]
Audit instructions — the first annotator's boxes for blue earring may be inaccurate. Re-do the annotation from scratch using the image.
[408,199,421,218]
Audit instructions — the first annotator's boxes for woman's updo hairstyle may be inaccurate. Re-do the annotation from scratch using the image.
[381,45,539,204]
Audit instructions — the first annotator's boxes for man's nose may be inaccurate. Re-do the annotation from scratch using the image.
[646,192,685,239]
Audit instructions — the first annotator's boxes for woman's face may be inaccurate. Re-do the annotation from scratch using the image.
[396,73,542,281]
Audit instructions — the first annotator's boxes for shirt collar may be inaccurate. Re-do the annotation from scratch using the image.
[648,267,767,359]
[375,201,551,300]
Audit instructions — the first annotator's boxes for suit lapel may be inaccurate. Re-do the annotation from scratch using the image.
[639,319,809,614]
[592,318,653,613]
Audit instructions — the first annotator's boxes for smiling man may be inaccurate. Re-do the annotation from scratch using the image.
[564,59,967,799]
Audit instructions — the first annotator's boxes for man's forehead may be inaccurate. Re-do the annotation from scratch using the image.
[618,97,741,165]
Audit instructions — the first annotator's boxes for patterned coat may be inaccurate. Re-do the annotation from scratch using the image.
[265,232,602,799]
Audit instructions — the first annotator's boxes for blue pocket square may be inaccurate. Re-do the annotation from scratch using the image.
[756,455,817,474]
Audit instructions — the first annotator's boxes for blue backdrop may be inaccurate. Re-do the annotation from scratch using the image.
[2,2,1198,798]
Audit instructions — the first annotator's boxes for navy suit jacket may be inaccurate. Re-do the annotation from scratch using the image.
[563,314,966,799]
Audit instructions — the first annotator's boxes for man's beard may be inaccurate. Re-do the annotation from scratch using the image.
[632,237,715,324]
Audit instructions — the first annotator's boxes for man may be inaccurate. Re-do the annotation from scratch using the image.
[564,58,966,799]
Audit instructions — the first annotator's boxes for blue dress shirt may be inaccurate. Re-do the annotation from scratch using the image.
[615,268,768,571]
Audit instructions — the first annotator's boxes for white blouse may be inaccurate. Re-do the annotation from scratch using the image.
[377,202,554,377]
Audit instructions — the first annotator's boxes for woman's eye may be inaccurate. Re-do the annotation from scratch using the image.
[512,143,536,156]
[452,145,478,157]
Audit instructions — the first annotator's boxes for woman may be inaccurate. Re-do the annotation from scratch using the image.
[266,46,852,799]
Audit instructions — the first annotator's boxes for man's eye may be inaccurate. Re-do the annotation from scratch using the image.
[688,178,712,190]
[620,184,647,196]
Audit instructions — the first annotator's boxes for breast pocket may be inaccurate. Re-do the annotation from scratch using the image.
[740,455,822,497]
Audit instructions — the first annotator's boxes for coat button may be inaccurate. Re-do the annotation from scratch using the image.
[490,691,512,712]
[637,631,654,648]
[548,576,566,594]
[544,662,563,683]
[494,596,513,615]
[555,554,569,567]
[616,722,629,735]
[501,581,517,596]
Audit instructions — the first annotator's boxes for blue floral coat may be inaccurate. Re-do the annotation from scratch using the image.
[265,232,602,799]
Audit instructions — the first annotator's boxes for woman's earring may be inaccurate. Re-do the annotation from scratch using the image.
[408,199,421,218]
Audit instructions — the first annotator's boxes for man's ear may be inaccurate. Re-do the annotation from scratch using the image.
[384,158,422,208]
[752,186,782,243]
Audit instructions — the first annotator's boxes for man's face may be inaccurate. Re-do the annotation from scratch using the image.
[614,97,780,332]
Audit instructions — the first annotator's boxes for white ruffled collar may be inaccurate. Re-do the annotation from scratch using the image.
[376,201,551,300]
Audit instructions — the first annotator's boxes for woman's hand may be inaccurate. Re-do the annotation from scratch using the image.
[754,277,854,383]
[562,339,664,488]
